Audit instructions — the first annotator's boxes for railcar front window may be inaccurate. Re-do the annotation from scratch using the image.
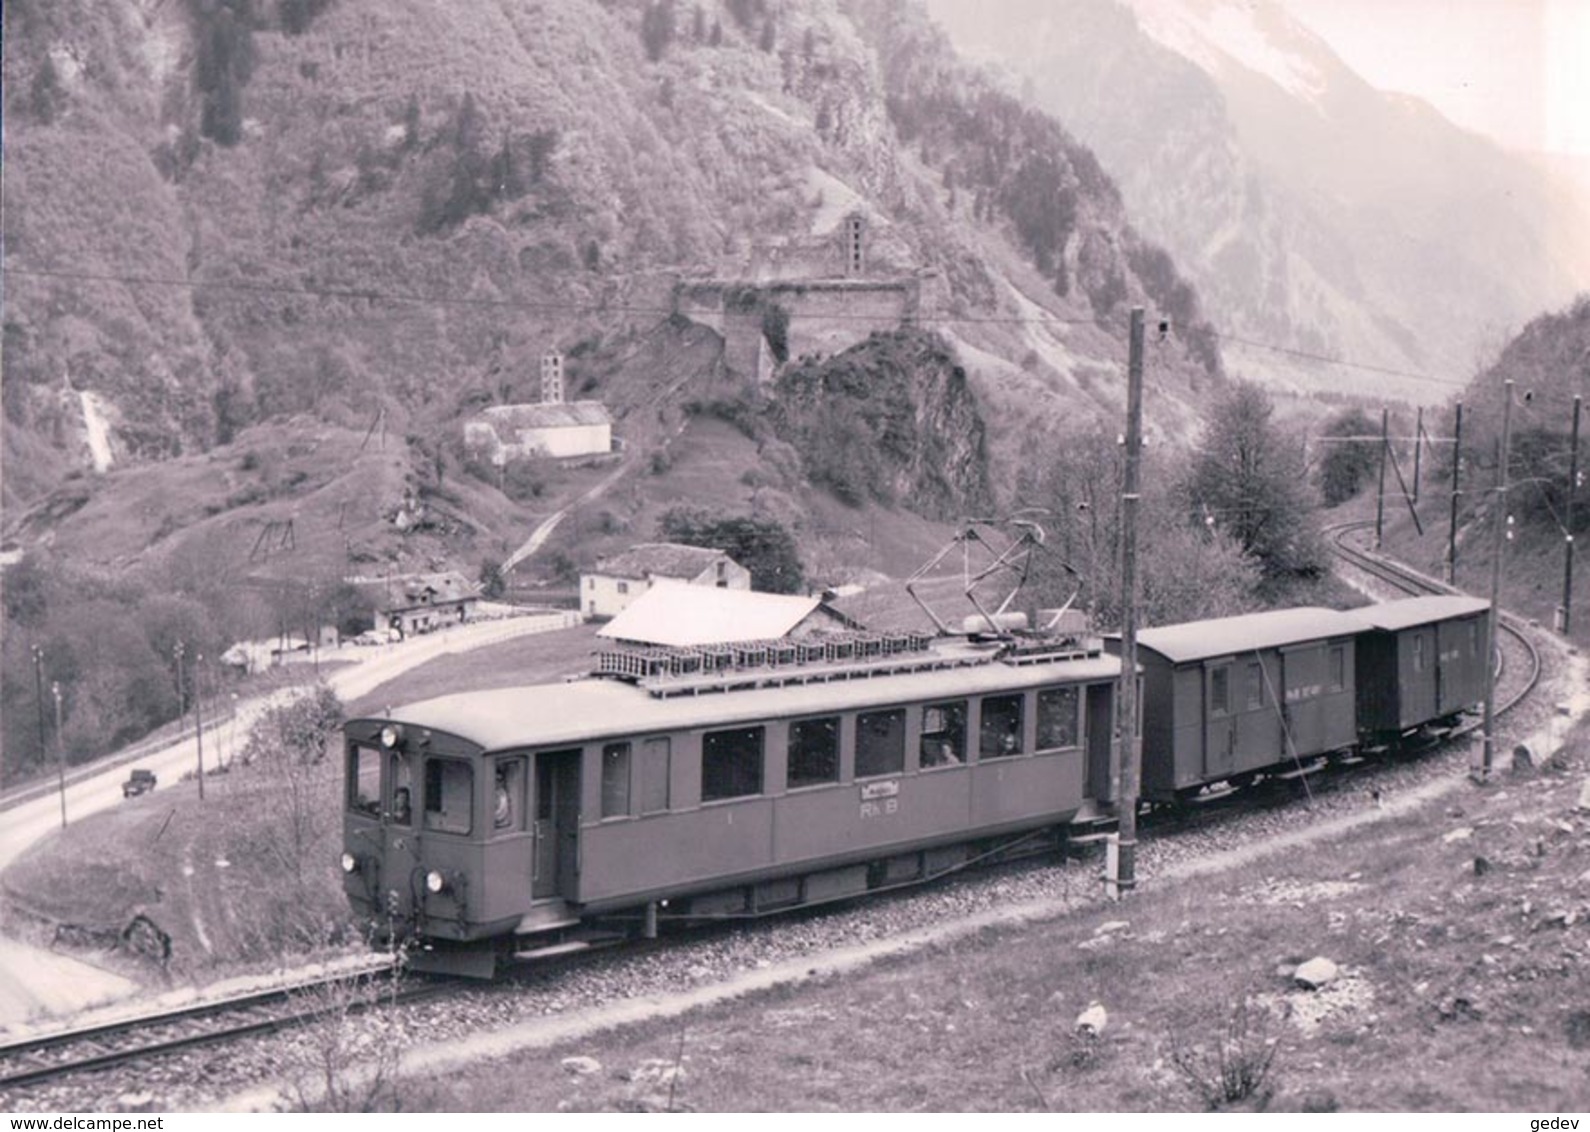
[701,726,764,801]
[788,717,840,788]
[495,757,526,833]
[856,709,906,777]
[350,745,381,816]
[919,701,966,768]
[424,759,473,834]
[390,753,413,825]
[1036,687,1080,750]
[979,694,1024,759]
[602,742,632,817]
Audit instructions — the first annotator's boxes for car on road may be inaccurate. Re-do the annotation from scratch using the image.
[122,768,157,798]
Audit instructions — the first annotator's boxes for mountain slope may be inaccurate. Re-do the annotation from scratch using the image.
[925,0,1590,400]
[3,0,1220,576]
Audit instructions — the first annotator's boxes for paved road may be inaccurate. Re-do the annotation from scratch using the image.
[0,610,577,1027]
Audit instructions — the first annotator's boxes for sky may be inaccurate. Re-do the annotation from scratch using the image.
[1282,0,1590,159]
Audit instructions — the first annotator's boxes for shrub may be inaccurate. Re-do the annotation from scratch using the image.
[1167,993,1281,1110]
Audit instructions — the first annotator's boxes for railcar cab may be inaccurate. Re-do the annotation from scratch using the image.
[342,719,549,952]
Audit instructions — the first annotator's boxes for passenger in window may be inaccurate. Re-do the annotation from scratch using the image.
[494,771,513,829]
[1000,723,1019,754]
[392,786,411,824]
[921,739,958,768]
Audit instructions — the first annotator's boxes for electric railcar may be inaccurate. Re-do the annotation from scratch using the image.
[341,595,1490,975]
[342,629,1120,975]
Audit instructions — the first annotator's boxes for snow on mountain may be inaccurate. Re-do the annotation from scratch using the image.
[1124,0,1325,104]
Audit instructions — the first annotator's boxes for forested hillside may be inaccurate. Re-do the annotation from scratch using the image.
[1,0,1232,781]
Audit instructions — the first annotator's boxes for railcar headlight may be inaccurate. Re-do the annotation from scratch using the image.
[425,869,448,895]
[340,852,359,874]
[379,724,405,749]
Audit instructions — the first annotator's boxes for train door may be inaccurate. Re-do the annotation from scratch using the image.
[532,749,582,899]
[1204,661,1235,779]
[1404,628,1438,726]
[385,750,419,907]
[1085,682,1113,801]
[1281,645,1325,754]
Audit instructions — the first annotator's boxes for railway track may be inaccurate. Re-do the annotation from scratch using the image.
[0,962,446,1091]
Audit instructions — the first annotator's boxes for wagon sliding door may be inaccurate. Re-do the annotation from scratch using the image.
[1204,661,1235,780]
[533,749,582,899]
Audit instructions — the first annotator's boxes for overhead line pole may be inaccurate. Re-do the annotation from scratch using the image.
[1375,408,1389,548]
[1479,380,1513,782]
[1413,407,1424,503]
[1563,395,1581,634]
[1448,402,1463,585]
[1110,307,1145,900]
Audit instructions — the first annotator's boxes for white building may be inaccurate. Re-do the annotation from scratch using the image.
[581,543,750,619]
[597,581,850,647]
[464,402,613,464]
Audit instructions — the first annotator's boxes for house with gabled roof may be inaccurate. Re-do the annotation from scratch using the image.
[581,542,751,619]
[381,571,479,637]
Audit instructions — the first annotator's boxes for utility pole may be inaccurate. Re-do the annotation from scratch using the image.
[1110,307,1145,899]
[1480,380,1514,782]
[1448,402,1463,585]
[194,654,207,801]
[1413,407,1423,503]
[52,681,66,829]
[1563,395,1581,635]
[1375,408,1389,548]
[31,645,48,794]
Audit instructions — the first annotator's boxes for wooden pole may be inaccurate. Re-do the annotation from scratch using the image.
[1448,402,1463,585]
[1375,409,1389,548]
[1564,395,1581,634]
[1413,407,1423,503]
[1110,307,1145,898]
[1480,381,1513,781]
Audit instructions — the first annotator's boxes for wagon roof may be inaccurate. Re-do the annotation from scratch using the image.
[1128,607,1368,665]
[1355,595,1490,631]
[357,652,1122,751]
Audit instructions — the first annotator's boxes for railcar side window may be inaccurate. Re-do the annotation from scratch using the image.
[1210,667,1230,715]
[1245,663,1264,710]
[1468,622,1479,656]
[979,694,1024,759]
[424,759,473,834]
[1328,647,1346,692]
[701,726,764,801]
[602,742,632,818]
[640,737,671,813]
[1036,687,1080,750]
[1412,635,1426,672]
[788,717,840,789]
[919,701,966,768]
[856,709,906,777]
[350,745,381,816]
[494,757,526,833]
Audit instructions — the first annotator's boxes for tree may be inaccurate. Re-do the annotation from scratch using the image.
[1315,407,1381,507]
[479,558,506,600]
[1188,381,1323,578]
[659,508,804,594]
[641,0,675,61]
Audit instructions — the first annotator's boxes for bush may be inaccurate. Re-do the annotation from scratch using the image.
[1167,993,1281,1110]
